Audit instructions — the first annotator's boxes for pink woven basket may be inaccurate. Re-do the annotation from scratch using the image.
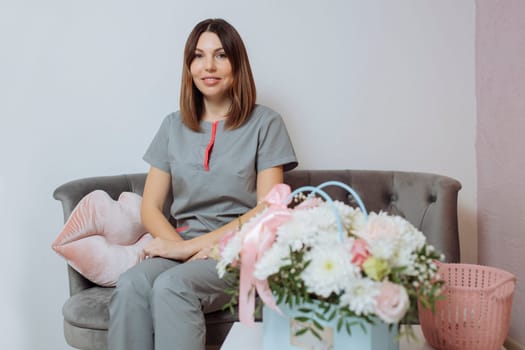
[418,263,515,350]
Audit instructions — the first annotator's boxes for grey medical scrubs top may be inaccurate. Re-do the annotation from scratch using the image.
[143,104,298,239]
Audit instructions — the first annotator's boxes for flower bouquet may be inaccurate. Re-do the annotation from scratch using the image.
[216,181,443,349]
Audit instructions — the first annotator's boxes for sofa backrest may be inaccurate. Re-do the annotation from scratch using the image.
[283,170,461,264]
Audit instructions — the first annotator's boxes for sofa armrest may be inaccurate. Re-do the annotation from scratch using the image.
[53,173,148,295]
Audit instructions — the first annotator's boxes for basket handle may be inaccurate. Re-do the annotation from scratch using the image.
[436,262,517,298]
[287,181,368,243]
[487,274,516,299]
[316,181,368,218]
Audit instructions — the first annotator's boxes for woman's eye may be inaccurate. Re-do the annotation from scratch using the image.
[194,53,203,59]
[216,52,227,59]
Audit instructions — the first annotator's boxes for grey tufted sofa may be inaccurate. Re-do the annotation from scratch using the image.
[53,169,462,350]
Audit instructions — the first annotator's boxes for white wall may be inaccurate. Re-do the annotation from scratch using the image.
[0,1,476,349]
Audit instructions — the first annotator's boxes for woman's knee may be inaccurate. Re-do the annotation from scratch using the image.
[151,267,198,306]
[152,269,188,295]
[113,266,153,300]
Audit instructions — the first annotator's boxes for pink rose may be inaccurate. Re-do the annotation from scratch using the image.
[375,282,409,323]
[350,238,370,267]
[357,213,400,241]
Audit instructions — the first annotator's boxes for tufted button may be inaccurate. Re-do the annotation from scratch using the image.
[347,194,358,206]
[428,193,437,202]
[390,193,398,202]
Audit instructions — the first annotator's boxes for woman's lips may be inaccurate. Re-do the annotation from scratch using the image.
[201,77,221,86]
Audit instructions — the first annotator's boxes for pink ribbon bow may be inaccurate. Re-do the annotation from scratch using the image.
[238,183,292,326]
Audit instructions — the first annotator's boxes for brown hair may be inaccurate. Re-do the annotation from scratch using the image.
[180,18,256,131]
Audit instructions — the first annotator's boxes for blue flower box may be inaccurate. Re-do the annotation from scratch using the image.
[263,303,399,350]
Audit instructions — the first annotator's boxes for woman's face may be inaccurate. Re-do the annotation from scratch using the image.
[190,32,233,103]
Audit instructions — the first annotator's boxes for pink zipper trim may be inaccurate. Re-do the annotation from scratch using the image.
[204,121,218,171]
[175,225,189,233]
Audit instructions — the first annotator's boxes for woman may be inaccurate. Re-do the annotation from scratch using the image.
[108,18,297,350]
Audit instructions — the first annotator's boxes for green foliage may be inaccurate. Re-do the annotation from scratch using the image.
[220,224,446,340]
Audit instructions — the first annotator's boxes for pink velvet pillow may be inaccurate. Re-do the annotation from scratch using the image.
[52,190,152,287]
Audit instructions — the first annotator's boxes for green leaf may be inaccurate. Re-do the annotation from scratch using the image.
[327,309,337,321]
[310,327,322,340]
[294,317,310,322]
[359,322,367,334]
[345,322,352,335]
[312,319,324,331]
[314,311,326,321]
[294,328,308,336]
[337,317,344,332]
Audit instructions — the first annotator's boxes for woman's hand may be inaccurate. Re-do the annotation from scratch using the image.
[188,246,218,262]
[141,237,190,261]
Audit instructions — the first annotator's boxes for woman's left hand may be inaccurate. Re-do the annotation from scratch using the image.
[188,246,216,261]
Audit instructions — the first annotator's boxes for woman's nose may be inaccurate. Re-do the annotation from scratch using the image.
[205,57,216,71]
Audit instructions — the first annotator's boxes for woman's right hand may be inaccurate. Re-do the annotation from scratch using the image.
[141,237,191,261]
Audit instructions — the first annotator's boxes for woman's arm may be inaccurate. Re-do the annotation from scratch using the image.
[141,166,183,241]
[143,166,284,261]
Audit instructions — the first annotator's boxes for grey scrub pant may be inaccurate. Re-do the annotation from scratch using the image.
[108,257,233,350]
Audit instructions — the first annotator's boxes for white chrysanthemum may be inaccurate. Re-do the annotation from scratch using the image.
[254,244,291,280]
[346,208,367,235]
[340,278,381,316]
[274,201,365,252]
[332,201,364,232]
[395,250,418,275]
[308,201,361,235]
[387,216,426,268]
[216,260,227,278]
[308,203,354,244]
[301,244,357,298]
[216,233,243,278]
[274,212,316,250]
[393,216,425,247]
[309,203,340,231]
[310,228,342,247]
[220,233,243,264]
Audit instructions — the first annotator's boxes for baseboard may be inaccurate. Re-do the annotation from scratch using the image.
[505,336,525,350]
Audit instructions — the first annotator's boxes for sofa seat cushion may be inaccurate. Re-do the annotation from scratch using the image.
[62,286,255,331]
[63,287,112,330]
